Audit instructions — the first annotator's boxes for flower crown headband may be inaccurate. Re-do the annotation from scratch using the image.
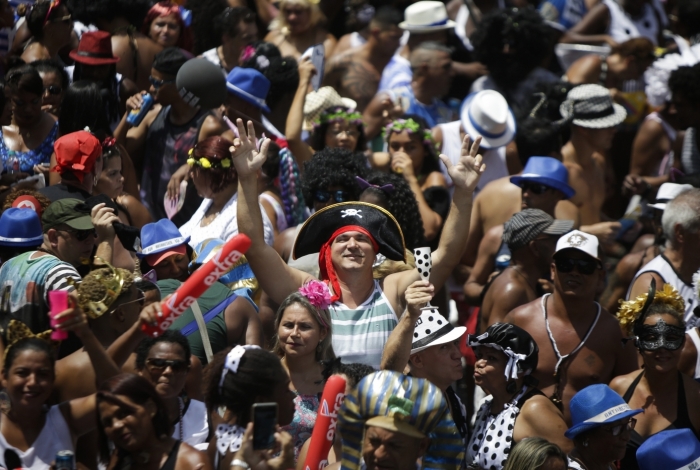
[187,148,232,170]
[383,118,435,149]
[617,281,684,334]
[298,280,331,328]
[313,106,363,128]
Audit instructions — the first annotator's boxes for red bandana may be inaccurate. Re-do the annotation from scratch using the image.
[318,225,379,303]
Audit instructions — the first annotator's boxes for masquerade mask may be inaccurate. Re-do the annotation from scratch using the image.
[634,318,685,351]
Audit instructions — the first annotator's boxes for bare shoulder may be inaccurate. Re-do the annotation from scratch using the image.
[567,54,602,84]
[520,393,564,418]
[503,297,541,325]
[609,371,637,395]
[176,441,211,469]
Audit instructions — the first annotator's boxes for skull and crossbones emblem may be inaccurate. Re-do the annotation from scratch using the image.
[341,209,362,218]
[567,233,587,247]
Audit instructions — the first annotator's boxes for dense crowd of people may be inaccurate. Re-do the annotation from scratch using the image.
[0,0,699,468]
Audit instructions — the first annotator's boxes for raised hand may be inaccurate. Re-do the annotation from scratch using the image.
[405,280,434,321]
[229,119,271,179]
[439,134,485,194]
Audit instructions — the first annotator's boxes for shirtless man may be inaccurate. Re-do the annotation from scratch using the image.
[480,209,573,332]
[504,230,638,424]
[628,189,700,327]
[323,7,403,112]
[232,118,485,368]
[462,157,579,303]
[559,84,627,244]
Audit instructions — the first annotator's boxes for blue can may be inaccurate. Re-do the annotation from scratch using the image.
[55,450,74,470]
[126,94,155,127]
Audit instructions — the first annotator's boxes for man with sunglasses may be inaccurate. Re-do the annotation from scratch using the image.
[505,230,638,424]
[122,47,209,225]
[628,188,700,327]
[480,209,574,332]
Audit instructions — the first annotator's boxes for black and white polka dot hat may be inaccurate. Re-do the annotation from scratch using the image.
[410,306,466,355]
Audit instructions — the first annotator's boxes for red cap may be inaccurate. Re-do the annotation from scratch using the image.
[69,31,120,65]
[53,131,102,183]
[12,195,42,217]
[145,243,187,267]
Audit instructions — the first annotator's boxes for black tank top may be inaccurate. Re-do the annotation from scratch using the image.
[619,371,698,469]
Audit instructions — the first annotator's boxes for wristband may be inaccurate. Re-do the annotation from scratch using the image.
[230,459,250,470]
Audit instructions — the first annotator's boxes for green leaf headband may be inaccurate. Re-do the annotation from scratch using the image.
[383,118,435,149]
[313,106,363,128]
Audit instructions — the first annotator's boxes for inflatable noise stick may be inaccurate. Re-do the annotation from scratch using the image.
[303,375,347,470]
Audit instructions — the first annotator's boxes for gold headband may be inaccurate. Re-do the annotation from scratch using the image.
[72,259,126,318]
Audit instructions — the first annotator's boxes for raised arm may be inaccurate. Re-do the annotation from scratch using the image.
[233,119,315,304]
[385,135,485,312]
[381,281,433,370]
[285,58,316,168]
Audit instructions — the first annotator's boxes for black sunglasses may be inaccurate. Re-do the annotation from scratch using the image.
[43,85,62,95]
[64,228,96,242]
[520,182,552,195]
[314,189,350,203]
[554,256,601,275]
[145,358,189,373]
[149,75,175,89]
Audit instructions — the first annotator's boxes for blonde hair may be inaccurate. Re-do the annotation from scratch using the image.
[269,0,325,35]
[273,292,335,361]
[617,283,685,334]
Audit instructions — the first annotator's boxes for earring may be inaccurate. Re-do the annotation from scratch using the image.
[93,175,98,187]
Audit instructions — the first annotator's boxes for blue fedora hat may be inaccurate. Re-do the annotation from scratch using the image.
[226,67,270,113]
[138,219,190,259]
[0,208,43,247]
[510,156,576,199]
[637,429,700,470]
[565,384,643,439]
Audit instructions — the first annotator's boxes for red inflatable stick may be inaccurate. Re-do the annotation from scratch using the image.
[303,375,347,470]
[141,233,252,337]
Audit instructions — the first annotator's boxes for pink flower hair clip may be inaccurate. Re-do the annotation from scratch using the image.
[299,280,332,322]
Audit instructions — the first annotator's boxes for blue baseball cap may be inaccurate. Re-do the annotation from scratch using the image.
[510,156,575,199]
[565,384,642,439]
[226,67,270,113]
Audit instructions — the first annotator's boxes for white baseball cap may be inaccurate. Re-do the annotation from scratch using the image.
[554,230,600,260]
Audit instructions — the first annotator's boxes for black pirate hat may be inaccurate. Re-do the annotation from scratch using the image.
[293,202,406,261]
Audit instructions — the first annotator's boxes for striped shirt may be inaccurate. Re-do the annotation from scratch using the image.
[329,280,398,369]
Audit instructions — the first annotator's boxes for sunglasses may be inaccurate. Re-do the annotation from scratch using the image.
[43,85,62,96]
[520,182,552,195]
[64,228,96,242]
[554,256,600,275]
[145,358,189,373]
[314,189,350,203]
[605,418,636,436]
[149,76,175,89]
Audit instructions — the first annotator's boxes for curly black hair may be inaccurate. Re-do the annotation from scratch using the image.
[514,116,565,166]
[185,0,227,54]
[360,171,424,249]
[239,42,298,110]
[301,147,370,209]
[471,7,552,93]
[69,0,153,29]
[669,63,700,106]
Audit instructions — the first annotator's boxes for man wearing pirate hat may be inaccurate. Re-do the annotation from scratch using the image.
[231,118,484,368]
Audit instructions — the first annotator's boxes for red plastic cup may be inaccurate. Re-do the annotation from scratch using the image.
[48,290,69,340]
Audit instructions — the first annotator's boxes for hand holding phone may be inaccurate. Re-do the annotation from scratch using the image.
[301,44,325,91]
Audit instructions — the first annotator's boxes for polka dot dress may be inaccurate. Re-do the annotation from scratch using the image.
[466,388,527,470]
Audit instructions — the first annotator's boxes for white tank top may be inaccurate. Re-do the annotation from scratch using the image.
[604,0,663,46]
[0,406,74,470]
[686,328,700,380]
[173,399,209,446]
[628,254,700,328]
[437,120,508,197]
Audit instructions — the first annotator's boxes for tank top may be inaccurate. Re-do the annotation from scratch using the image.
[0,121,58,173]
[0,406,74,470]
[687,328,700,381]
[603,0,664,46]
[259,192,288,233]
[281,391,320,462]
[173,399,208,446]
[620,371,699,469]
[329,280,398,368]
[437,120,508,197]
[644,111,677,176]
[140,105,208,223]
[627,254,700,328]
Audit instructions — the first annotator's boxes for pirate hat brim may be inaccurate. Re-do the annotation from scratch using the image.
[292,202,406,262]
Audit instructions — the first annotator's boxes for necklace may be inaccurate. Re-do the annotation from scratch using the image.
[542,294,601,407]
[176,396,184,442]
